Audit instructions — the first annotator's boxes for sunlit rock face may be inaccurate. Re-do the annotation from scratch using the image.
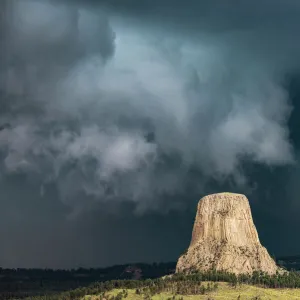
[176,193,278,275]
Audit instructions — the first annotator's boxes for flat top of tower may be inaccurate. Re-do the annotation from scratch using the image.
[199,192,248,204]
[204,192,246,197]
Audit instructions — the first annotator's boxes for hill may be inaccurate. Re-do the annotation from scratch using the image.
[22,269,300,300]
[277,255,300,271]
[88,283,300,300]
[0,263,175,299]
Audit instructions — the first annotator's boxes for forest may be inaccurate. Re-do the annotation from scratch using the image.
[15,269,300,300]
[0,256,298,300]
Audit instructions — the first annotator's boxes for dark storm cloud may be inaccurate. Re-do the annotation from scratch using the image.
[1,0,300,267]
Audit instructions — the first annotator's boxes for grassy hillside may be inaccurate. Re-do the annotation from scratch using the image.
[24,270,300,300]
[84,283,300,300]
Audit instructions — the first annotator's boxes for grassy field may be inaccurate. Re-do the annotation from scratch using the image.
[83,282,300,300]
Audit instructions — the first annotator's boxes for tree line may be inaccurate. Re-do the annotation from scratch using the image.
[13,269,300,300]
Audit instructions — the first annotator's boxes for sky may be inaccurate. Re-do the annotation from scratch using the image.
[0,0,300,268]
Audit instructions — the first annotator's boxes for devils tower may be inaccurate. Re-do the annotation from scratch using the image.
[176,193,278,275]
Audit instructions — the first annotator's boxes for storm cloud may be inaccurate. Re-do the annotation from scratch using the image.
[0,0,300,267]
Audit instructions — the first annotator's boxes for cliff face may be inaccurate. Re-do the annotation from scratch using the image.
[176,193,278,275]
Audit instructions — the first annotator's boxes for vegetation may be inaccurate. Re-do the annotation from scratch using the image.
[99,284,300,300]
[0,263,175,300]
[0,256,297,299]
[19,269,300,300]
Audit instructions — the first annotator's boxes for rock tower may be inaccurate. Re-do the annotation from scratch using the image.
[176,192,278,275]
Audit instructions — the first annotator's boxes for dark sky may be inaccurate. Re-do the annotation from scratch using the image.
[1,0,300,268]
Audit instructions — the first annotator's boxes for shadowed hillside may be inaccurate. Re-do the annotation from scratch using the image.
[0,263,175,299]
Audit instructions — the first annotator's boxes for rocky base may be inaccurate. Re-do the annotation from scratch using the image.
[176,239,278,274]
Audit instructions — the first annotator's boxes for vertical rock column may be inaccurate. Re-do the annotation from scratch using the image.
[176,192,278,275]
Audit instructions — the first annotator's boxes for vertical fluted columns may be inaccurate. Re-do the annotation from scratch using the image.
[176,193,278,275]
